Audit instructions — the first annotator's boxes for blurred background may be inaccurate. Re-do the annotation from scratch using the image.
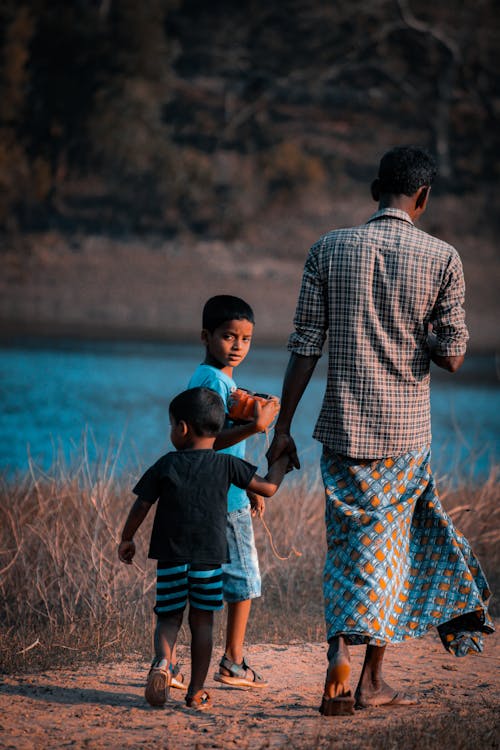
[0,0,498,477]
[0,0,499,344]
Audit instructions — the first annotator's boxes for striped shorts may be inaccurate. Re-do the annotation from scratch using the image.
[154,562,224,615]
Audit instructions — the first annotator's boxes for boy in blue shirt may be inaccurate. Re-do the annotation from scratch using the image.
[118,387,288,709]
[188,295,280,688]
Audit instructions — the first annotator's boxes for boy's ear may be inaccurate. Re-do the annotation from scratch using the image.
[201,329,210,346]
[177,420,189,436]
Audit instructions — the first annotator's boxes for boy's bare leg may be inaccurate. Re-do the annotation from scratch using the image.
[154,610,184,663]
[145,611,183,706]
[324,636,352,698]
[222,599,251,668]
[188,606,214,696]
[354,644,414,707]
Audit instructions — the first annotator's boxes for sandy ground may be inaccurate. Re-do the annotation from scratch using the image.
[1,630,499,750]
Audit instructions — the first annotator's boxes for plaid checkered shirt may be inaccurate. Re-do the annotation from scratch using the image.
[288,207,468,458]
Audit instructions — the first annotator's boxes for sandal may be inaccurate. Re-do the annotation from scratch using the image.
[185,689,211,710]
[170,662,187,691]
[145,658,171,707]
[214,655,268,689]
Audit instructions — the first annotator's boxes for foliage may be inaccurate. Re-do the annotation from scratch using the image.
[0,0,499,236]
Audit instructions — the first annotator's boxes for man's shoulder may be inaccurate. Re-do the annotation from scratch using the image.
[314,224,366,248]
[312,219,460,264]
[402,223,461,264]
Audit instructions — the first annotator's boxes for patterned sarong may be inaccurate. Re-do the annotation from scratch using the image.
[321,445,494,656]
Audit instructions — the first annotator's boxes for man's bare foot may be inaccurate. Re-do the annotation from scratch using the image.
[355,678,415,708]
[319,655,355,716]
[324,655,352,699]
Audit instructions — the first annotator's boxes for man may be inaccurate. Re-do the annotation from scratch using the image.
[267,146,493,716]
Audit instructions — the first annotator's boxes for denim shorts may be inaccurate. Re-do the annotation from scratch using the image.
[222,506,261,602]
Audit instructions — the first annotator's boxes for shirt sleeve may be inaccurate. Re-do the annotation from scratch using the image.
[132,459,162,503]
[287,240,327,357]
[227,456,258,489]
[431,250,469,356]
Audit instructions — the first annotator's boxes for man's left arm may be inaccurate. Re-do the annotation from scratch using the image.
[429,250,468,373]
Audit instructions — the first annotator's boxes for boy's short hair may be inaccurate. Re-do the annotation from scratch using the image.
[377,146,437,196]
[169,387,225,437]
[202,295,255,333]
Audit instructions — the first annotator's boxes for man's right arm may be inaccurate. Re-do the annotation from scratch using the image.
[267,242,326,467]
[266,352,319,468]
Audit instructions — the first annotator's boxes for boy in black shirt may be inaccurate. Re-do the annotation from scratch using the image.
[118,387,289,710]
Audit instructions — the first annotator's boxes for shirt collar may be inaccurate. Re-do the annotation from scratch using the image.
[367,207,414,226]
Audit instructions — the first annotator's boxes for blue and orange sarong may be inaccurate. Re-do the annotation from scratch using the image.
[321,445,494,656]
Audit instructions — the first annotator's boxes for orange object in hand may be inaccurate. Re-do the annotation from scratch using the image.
[228,388,277,423]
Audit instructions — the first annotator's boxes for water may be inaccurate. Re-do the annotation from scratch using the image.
[0,338,498,485]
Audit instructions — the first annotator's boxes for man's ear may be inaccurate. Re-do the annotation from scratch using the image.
[415,185,430,210]
[371,179,380,202]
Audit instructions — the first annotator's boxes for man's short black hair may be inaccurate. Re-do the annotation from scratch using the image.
[202,295,255,333]
[377,146,437,196]
[169,387,225,436]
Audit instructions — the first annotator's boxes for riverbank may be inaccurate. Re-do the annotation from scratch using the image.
[1,187,499,351]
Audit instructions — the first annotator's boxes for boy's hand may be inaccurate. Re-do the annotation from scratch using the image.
[118,540,135,564]
[253,397,280,433]
[248,491,265,518]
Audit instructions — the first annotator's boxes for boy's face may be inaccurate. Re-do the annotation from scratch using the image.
[202,318,254,371]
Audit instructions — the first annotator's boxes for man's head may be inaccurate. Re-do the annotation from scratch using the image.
[371,146,437,218]
[201,295,255,371]
[169,387,225,448]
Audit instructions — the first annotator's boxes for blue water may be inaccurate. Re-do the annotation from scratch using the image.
[0,339,498,484]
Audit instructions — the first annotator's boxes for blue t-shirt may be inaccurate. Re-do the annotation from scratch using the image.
[188,363,248,512]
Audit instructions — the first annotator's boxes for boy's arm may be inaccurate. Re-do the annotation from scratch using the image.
[214,398,280,450]
[118,497,153,564]
[246,454,290,498]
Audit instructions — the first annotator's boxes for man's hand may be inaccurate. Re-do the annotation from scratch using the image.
[118,540,135,564]
[266,431,300,471]
[253,397,280,433]
[248,491,265,518]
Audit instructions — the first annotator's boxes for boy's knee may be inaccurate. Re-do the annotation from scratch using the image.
[189,606,214,625]
[156,608,184,627]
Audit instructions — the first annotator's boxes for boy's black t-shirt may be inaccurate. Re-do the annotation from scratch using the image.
[133,449,257,565]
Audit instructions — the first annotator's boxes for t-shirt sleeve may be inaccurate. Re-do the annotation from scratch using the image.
[132,459,162,503]
[226,456,258,489]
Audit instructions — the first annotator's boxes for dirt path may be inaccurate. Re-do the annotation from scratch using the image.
[1,630,499,750]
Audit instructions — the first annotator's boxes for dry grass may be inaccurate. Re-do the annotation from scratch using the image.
[0,451,498,674]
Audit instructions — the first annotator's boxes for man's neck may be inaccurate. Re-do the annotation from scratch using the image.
[378,188,427,223]
[379,196,413,215]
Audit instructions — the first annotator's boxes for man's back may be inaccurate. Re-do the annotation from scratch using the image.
[289,207,468,457]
